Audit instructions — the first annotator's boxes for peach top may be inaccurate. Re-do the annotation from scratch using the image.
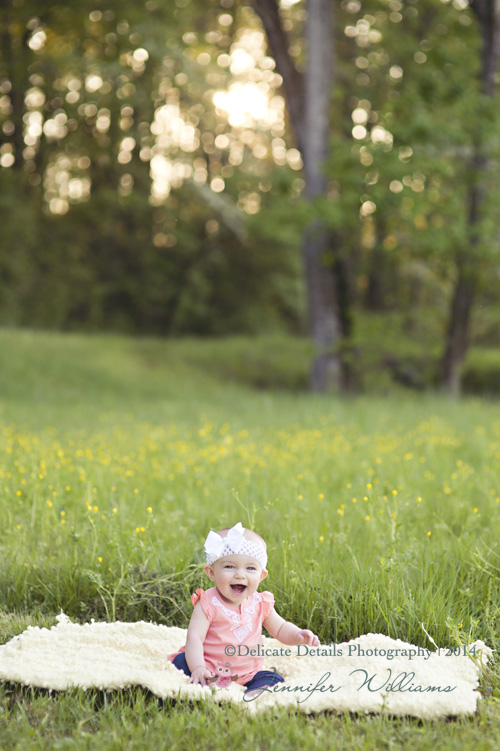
[168,587,275,685]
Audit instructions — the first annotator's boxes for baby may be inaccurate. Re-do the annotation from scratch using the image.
[169,521,319,694]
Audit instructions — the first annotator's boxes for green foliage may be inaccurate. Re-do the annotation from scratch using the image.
[462,349,500,396]
[0,0,303,335]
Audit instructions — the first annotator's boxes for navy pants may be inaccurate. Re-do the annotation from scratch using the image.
[172,652,284,693]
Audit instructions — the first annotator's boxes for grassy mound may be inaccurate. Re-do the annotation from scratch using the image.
[0,328,499,749]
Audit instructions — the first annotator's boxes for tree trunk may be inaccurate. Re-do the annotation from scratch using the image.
[303,225,342,390]
[441,260,476,397]
[251,0,345,392]
[441,0,500,395]
[301,0,344,392]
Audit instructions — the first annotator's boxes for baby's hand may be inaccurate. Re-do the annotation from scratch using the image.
[297,629,320,647]
[189,666,213,686]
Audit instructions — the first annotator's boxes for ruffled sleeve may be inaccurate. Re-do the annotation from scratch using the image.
[260,590,275,620]
[191,588,216,621]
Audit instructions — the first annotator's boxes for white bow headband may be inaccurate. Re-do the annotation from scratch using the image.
[204,522,268,570]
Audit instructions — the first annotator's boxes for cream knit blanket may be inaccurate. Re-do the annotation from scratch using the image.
[0,614,491,718]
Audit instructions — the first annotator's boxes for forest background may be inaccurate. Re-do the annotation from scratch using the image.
[1,0,500,397]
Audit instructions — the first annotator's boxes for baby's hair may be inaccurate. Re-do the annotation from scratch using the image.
[216,526,267,550]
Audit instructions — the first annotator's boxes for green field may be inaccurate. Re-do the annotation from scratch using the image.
[0,328,499,750]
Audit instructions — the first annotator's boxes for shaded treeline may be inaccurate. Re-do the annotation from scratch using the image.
[1,0,500,391]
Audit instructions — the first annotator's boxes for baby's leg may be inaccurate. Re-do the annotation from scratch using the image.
[243,669,284,698]
[172,653,191,677]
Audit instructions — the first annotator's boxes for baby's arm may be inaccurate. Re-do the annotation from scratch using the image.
[263,608,320,647]
[185,602,212,685]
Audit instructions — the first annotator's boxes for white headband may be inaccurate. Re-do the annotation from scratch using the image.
[204,522,268,570]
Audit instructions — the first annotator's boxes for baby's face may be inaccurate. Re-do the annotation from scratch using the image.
[205,553,267,607]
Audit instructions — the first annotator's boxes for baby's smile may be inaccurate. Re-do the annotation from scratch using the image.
[230,584,247,594]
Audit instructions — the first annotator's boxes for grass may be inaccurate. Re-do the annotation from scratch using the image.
[0,327,499,749]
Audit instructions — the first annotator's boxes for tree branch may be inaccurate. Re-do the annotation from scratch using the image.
[249,0,305,154]
[470,0,500,95]
[190,180,247,242]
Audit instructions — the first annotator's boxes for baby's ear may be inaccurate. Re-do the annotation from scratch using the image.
[259,569,268,582]
[204,564,216,581]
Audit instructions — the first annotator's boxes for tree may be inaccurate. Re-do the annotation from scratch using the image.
[441,0,500,396]
[251,0,347,392]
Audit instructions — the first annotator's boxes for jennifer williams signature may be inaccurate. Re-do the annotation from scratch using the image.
[243,669,456,704]
[351,668,456,694]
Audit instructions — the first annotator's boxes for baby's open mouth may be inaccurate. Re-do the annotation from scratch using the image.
[230,585,247,594]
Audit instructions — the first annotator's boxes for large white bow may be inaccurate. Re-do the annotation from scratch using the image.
[204,522,245,559]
